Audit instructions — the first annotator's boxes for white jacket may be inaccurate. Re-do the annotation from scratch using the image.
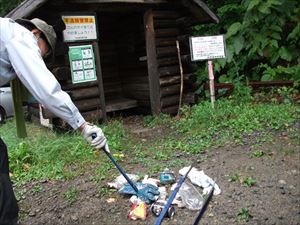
[0,18,85,129]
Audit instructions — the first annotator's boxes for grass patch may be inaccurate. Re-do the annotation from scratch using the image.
[168,100,299,153]
[0,95,298,185]
[0,119,128,184]
[63,187,79,204]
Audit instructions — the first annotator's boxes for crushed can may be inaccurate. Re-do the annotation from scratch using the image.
[150,200,175,218]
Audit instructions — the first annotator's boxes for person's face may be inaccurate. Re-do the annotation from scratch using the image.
[32,29,50,58]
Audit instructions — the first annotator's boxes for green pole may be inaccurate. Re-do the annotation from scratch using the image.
[11,78,27,138]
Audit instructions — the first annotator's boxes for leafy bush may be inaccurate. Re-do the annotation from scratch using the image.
[195,0,300,86]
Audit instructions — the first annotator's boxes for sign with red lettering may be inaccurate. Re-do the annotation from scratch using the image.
[62,14,98,42]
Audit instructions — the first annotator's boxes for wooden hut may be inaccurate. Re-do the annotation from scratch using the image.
[7,0,219,125]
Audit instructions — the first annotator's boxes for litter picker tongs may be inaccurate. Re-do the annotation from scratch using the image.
[92,133,159,203]
[154,166,215,225]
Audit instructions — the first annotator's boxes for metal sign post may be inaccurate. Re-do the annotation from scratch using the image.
[208,60,215,108]
[189,35,226,108]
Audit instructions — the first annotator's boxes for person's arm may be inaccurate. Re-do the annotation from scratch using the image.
[5,30,107,149]
[6,31,84,129]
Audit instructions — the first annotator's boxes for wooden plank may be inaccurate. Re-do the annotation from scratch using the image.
[156,38,177,47]
[105,97,137,112]
[63,81,99,91]
[185,0,220,23]
[81,109,103,121]
[68,0,167,3]
[160,84,180,97]
[159,65,180,77]
[160,75,180,86]
[67,86,99,100]
[153,11,183,19]
[122,83,149,91]
[155,28,180,38]
[158,57,178,67]
[161,95,179,108]
[144,9,161,115]
[6,0,47,19]
[154,19,178,28]
[156,46,178,57]
[74,98,101,112]
[93,41,107,121]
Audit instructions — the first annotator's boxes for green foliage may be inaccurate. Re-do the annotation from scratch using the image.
[63,187,79,204]
[169,98,298,153]
[251,150,265,158]
[0,119,127,184]
[243,177,256,187]
[0,0,24,17]
[229,174,240,182]
[194,0,300,88]
[238,207,253,222]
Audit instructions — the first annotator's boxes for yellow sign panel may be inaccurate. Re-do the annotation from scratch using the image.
[62,15,98,42]
[63,17,95,24]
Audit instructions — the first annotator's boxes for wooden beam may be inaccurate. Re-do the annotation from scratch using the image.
[6,0,48,19]
[144,9,161,115]
[11,79,27,138]
[93,41,107,121]
[68,0,167,3]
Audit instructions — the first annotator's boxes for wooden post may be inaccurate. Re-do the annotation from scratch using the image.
[11,79,27,138]
[208,60,215,109]
[93,41,107,122]
[144,9,161,115]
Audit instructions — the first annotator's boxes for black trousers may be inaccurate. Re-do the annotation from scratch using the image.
[0,138,19,225]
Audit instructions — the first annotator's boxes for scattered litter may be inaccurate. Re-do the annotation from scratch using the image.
[106,198,116,203]
[159,168,176,185]
[157,187,167,201]
[128,201,148,220]
[106,165,221,222]
[142,175,160,187]
[175,182,204,210]
[119,182,160,203]
[150,200,175,218]
[107,174,139,189]
[179,167,221,195]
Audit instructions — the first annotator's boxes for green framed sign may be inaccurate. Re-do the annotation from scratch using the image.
[68,45,97,84]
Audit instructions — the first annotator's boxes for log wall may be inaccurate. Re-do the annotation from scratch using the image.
[153,8,198,114]
[27,2,201,125]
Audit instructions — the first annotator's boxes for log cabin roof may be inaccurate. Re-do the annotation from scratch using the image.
[6,0,219,23]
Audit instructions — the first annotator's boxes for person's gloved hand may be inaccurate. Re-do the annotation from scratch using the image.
[81,123,109,151]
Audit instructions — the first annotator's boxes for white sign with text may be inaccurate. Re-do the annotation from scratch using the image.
[190,35,226,61]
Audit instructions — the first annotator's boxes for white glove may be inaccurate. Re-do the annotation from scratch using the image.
[81,123,108,151]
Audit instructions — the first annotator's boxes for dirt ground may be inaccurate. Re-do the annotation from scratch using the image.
[17,116,300,225]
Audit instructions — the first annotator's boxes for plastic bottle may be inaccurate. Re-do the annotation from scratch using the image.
[178,181,204,210]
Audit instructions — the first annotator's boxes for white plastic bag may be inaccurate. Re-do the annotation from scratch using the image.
[179,167,221,195]
[107,174,140,189]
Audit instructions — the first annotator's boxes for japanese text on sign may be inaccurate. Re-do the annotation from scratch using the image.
[190,35,226,61]
[69,45,97,84]
[62,15,97,42]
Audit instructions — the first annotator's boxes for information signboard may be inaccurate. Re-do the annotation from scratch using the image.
[190,35,226,61]
[62,14,98,42]
[69,45,97,84]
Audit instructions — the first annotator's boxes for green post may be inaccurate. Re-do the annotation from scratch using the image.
[11,78,27,138]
